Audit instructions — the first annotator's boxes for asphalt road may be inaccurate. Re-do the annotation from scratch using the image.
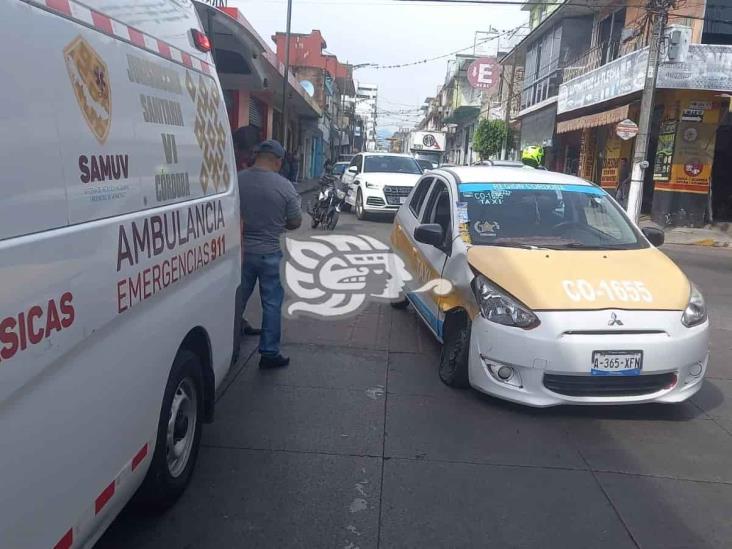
[98,207,732,549]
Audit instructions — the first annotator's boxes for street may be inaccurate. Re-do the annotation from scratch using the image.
[98,206,732,549]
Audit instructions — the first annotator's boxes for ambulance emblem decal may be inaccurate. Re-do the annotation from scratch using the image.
[64,36,112,144]
[185,71,230,194]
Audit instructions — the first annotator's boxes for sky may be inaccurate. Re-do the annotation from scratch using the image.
[230,0,528,135]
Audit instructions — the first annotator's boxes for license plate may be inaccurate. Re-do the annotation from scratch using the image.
[591,351,643,376]
[399,197,407,204]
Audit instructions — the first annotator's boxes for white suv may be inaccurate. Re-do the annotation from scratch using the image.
[342,153,423,219]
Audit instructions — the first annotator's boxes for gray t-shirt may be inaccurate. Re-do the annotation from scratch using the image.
[238,167,302,255]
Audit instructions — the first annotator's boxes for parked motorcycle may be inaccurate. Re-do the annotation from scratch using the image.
[309,175,345,230]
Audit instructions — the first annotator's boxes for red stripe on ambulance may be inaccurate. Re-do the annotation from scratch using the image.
[53,529,73,549]
[94,481,116,514]
[90,10,112,34]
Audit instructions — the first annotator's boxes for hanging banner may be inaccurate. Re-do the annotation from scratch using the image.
[656,122,717,194]
[653,120,678,181]
[600,135,622,189]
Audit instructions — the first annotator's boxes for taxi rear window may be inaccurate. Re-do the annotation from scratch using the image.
[457,183,646,250]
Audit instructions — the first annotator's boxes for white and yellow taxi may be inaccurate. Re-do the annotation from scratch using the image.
[391,166,709,407]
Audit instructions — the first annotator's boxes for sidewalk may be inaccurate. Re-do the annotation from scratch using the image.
[640,217,732,248]
[294,178,321,195]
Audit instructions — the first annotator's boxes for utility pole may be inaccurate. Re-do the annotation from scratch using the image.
[280,0,293,148]
[502,63,514,160]
[626,0,671,223]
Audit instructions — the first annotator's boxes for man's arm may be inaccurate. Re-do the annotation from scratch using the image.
[285,185,302,230]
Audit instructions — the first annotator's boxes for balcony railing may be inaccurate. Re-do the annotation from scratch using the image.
[519,35,650,112]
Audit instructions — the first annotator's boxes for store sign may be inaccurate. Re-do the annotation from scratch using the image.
[467,57,500,91]
[558,49,647,114]
[600,135,622,189]
[559,45,732,114]
[616,119,639,141]
[653,120,677,181]
[656,45,732,91]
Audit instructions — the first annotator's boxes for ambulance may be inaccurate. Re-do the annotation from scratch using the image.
[0,0,241,546]
[391,166,709,407]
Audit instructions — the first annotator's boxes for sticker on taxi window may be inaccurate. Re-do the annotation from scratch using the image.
[459,183,605,195]
[456,202,469,223]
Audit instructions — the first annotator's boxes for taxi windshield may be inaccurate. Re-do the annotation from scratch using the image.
[457,183,646,250]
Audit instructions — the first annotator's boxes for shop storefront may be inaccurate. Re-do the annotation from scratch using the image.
[557,43,732,226]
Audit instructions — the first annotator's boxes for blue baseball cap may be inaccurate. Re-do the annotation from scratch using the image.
[254,139,285,159]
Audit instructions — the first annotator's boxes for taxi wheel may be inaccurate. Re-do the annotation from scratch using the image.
[134,350,204,512]
[439,316,471,388]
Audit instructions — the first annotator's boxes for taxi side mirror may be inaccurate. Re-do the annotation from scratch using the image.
[414,224,445,248]
[346,166,358,175]
[642,226,665,247]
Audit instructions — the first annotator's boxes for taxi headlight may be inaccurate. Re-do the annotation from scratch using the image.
[682,283,707,327]
[471,275,539,329]
[365,181,379,189]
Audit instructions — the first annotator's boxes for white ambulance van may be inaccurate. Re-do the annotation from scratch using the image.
[0,0,241,546]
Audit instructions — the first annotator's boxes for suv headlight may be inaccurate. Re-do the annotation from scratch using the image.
[365,181,379,189]
[682,283,707,327]
[471,275,539,329]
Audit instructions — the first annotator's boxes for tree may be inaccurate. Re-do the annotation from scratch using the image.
[472,119,509,160]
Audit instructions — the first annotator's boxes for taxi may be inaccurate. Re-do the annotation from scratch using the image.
[390,166,709,407]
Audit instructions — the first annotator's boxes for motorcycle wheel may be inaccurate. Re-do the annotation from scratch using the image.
[326,210,339,230]
[311,214,320,229]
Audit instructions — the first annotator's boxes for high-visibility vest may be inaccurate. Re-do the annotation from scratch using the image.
[521,146,544,166]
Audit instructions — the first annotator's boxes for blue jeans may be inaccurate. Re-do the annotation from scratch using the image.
[241,251,284,356]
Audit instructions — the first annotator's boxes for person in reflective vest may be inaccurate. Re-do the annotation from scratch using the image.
[521,145,544,168]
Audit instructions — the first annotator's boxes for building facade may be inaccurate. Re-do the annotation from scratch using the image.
[503,0,732,226]
[356,83,378,152]
[271,30,357,177]
[195,3,322,180]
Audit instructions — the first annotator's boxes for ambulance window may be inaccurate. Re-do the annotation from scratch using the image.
[409,178,433,217]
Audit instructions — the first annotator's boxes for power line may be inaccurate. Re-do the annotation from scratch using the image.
[361,24,527,69]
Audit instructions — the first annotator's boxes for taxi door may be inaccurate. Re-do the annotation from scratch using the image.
[405,177,454,339]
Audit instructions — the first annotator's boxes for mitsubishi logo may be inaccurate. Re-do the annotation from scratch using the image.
[608,312,624,327]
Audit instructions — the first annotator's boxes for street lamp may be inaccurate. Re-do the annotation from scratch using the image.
[280,0,293,148]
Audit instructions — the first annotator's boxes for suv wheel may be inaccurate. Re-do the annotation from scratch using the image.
[356,190,369,221]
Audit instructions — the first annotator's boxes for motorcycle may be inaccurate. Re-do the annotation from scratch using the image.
[309,174,346,230]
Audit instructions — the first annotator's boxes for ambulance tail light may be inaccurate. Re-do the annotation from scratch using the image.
[191,29,211,53]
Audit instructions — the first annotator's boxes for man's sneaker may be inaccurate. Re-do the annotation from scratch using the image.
[259,354,290,369]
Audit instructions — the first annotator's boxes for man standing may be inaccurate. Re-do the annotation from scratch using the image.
[239,140,302,368]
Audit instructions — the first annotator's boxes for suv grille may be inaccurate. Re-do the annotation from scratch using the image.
[543,373,677,397]
[383,186,411,205]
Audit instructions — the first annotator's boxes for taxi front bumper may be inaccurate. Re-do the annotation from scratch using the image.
[468,309,709,407]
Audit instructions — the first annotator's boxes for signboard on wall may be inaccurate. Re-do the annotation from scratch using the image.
[653,120,678,181]
[467,57,500,92]
[656,45,732,91]
[558,45,732,114]
[600,136,622,189]
[558,48,647,114]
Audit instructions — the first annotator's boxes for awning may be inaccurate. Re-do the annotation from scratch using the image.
[556,104,630,134]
